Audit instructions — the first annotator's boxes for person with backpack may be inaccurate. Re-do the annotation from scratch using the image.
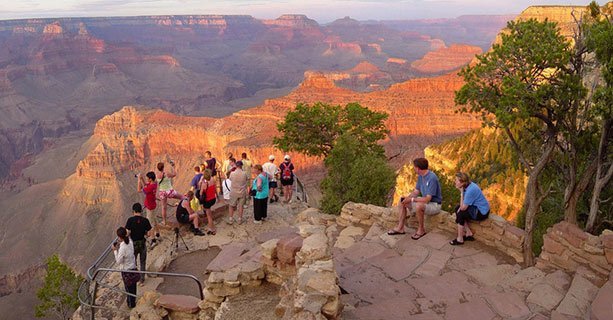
[199,169,217,234]
[279,155,295,203]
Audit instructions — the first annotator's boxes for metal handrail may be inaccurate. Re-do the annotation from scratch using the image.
[79,235,205,319]
[294,174,309,203]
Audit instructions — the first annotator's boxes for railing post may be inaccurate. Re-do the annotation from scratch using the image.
[90,281,98,320]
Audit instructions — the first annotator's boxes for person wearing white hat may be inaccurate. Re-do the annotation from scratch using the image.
[279,155,295,203]
[262,155,279,203]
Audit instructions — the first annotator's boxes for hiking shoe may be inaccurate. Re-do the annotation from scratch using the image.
[236,217,243,225]
[226,217,234,225]
[253,220,262,224]
[193,228,205,236]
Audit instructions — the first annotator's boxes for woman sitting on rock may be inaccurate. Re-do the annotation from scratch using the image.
[450,172,490,245]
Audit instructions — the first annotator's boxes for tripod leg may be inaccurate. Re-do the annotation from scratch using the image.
[179,234,189,251]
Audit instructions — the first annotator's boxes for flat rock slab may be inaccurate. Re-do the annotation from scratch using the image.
[448,251,498,272]
[206,242,250,272]
[408,271,481,305]
[501,266,546,292]
[527,283,566,313]
[465,264,520,287]
[348,296,420,319]
[414,249,452,278]
[555,275,599,318]
[369,246,429,281]
[485,292,532,319]
[255,227,298,244]
[445,298,496,320]
[417,231,450,250]
[337,241,386,265]
[339,264,418,304]
[590,280,613,320]
[155,294,201,313]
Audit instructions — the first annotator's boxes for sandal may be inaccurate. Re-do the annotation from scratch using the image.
[387,230,406,236]
[411,232,427,240]
[450,239,464,245]
[464,235,475,241]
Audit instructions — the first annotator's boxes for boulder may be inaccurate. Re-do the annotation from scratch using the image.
[155,294,201,314]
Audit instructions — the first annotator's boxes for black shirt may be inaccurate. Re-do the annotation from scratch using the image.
[125,215,152,241]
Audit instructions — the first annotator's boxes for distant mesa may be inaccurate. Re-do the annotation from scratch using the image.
[43,22,63,35]
[411,44,482,74]
[328,16,360,27]
[263,14,319,28]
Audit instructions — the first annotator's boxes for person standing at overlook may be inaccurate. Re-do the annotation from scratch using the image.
[137,171,161,248]
[124,203,151,285]
[279,155,295,203]
[251,164,269,224]
[228,161,248,225]
[204,151,220,193]
[199,169,217,235]
[113,227,138,309]
[156,161,182,225]
[262,155,279,203]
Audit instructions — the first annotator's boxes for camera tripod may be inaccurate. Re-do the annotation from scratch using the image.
[170,227,189,254]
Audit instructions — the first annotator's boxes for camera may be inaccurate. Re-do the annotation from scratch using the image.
[112,241,118,247]
[169,160,175,166]
[134,173,139,178]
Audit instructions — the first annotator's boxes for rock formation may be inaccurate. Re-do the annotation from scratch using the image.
[411,44,482,74]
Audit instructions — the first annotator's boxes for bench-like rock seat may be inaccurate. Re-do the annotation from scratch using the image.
[155,294,201,314]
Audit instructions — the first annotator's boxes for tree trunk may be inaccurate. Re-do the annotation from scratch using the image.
[564,160,597,224]
[522,140,556,266]
[587,119,613,232]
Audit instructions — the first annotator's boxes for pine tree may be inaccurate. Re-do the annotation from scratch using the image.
[35,254,84,320]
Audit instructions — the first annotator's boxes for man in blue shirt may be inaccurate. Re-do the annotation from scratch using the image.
[388,158,442,239]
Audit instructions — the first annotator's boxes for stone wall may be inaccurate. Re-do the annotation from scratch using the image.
[537,222,613,278]
[338,202,526,264]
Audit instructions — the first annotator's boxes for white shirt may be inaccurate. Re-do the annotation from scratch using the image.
[262,162,279,182]
[222,179,232,200]
[113,240,136,271]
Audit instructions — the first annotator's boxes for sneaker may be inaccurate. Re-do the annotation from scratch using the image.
[226,217,234,225]
[193,228,205,236]
[236,217,243,225]
[288,199,293,204]
[269,198,274,204]
[253,220,262,224]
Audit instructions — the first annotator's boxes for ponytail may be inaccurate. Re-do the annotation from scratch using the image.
[116,227,130,245]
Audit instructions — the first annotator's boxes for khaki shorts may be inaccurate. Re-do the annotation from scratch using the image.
[145,208,158,227]
[229,193,246,208]
[408,202,441,216]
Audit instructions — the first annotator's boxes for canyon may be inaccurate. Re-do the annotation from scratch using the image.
[1,3,600,318]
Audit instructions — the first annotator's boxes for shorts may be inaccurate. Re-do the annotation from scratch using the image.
[202,198,216,209]
[407,202,441,216]
[145,208,158,227]
[269,181,278,189]
[177,212,190,224]
[229,193,246,208]
[158,189,179,200]
[280,178,294,186]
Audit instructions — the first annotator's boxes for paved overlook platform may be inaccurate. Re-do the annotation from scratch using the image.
[77,199,612,320]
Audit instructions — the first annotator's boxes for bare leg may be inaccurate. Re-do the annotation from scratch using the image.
[237,203,244,220]
[464,222,473,237]
[228,205,234,219]
[456,224,465,242]
[268,187,275,201]
[415,203,426,235]
[190,214,199,228]
[205,208,215,231]
[394,203,409,232]
[161,198,168,225]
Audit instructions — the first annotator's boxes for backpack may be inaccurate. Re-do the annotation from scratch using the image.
[281,162,293,180]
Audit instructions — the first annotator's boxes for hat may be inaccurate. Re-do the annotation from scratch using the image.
[284,155,291,160]
[236,160,243,167]
[269,155,275,161]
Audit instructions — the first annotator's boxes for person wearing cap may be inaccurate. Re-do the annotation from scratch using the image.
[262,155,280,203]
[279,155,295,203]
[228,160,248,224]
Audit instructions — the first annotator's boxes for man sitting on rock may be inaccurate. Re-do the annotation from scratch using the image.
[388,157,442,239]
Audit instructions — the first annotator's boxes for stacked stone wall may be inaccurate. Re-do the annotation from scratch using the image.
[537,221,613,278]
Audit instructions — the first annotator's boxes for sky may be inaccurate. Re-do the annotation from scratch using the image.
[0,0,598,22]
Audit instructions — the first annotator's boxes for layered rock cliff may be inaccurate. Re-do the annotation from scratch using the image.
[410,44,482,74]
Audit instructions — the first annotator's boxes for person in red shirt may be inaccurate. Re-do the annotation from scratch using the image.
[137,171,161,248]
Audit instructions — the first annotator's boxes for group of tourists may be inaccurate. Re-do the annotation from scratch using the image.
[388,157,490,246]
[113,151,296,308]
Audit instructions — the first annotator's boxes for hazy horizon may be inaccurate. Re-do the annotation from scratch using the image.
[0,0,596,23]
